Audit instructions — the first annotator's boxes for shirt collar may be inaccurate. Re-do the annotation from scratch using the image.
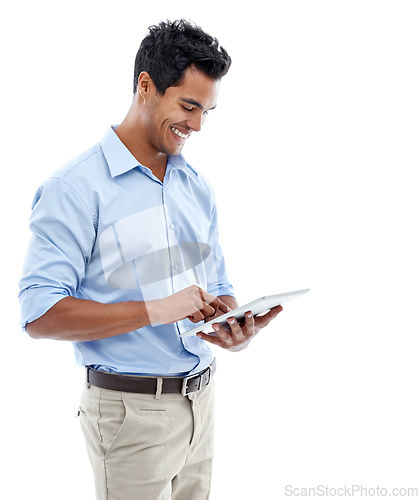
[100,126,140,178]
[167,153,198,179]
[100,125,198,179]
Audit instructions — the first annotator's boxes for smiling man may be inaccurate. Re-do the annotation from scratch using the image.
[19,20,282,499]
[115,65,219,182]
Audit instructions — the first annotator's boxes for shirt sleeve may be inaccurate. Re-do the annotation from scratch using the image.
[205,195,235,299]
[18,177,96,329]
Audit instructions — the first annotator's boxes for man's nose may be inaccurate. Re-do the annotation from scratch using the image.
[187,112,206,132]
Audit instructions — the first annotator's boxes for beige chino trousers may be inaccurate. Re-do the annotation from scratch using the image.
[79,379,215,500]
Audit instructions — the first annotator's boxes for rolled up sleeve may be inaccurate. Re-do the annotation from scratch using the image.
[205,199,235,299]
[18,178,96,329]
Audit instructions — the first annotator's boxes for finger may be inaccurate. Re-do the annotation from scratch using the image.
[197,323,231,347]
[207,296,224,315]
[187,310,205,323]
[197,287,223,307]
[214,298,232,314]
[226,317,242,338]
[194,288,233,319]
[196,331,224,347]
[254,305,283,329]
[244,311,255,332]
[212,323,233,343]
[193,297,215,318]
[208,296,220,310]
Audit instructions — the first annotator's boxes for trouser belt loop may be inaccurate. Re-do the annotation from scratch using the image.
[86,366,91,388]
[155,377,163,400]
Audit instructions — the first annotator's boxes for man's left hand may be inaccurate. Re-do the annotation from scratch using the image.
[197,305,283,352]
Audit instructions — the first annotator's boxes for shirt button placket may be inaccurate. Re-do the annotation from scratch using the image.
[163,190,180,293]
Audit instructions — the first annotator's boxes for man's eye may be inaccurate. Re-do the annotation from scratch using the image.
[182,105,193,112]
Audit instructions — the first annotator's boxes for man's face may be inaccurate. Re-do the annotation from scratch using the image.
[142,67,221,157]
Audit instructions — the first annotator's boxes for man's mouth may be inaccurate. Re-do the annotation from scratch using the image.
[170,126,191,140]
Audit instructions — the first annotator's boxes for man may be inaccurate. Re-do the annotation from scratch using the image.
[19,20,282,499]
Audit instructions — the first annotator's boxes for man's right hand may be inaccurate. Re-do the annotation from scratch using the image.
[146,285,232,325]
[25,286,230,342]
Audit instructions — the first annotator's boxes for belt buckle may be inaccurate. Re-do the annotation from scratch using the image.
[181,365,212,396]
[181,373,200,396]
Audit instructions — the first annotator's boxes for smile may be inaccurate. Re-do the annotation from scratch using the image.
[170,126,190,140]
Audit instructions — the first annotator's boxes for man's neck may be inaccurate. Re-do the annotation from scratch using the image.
[115,121,167,182]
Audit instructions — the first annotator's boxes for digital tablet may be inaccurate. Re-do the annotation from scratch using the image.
[180,288,310,338]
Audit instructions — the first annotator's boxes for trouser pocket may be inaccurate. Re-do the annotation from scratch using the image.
[79,384,127,459]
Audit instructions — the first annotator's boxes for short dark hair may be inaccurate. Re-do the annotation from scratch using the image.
[133,19,232,95]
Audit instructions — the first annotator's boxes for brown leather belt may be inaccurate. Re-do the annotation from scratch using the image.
[86,359,216,396]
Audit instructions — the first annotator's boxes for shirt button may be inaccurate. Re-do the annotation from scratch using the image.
[174,264,179,270]
[170,224,175,230]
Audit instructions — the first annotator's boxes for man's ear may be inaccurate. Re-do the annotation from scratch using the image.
[136,71,155,100]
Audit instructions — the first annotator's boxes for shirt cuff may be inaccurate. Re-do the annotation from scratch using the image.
[19,286,69,330]
[207,283,235,299]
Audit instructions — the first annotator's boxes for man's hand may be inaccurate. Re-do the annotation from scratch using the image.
[146,285,232,325]
[197,305,283,352]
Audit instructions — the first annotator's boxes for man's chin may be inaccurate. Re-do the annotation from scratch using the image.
[159,143,184,157]
[168,146,184,157]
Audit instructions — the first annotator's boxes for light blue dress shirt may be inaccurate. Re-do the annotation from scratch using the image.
[19,126,234,376]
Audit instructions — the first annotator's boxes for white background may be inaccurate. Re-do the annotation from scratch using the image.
[2,1,418,498]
